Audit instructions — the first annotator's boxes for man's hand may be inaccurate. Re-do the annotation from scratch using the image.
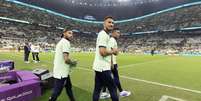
[99,47,113,57]
[69,59,77,68]
[112,48,119,55]
[63,52,77,68]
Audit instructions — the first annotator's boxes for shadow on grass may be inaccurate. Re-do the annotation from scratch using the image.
[34,86,92,101]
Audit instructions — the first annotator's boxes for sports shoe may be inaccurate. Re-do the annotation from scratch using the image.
[119,90,131,97]
[100,92,110,99]
[24,61,30,63]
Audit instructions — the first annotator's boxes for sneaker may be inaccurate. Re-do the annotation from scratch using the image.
[24,61,30,63]
[119,91,131,97]
[100,92,110,99]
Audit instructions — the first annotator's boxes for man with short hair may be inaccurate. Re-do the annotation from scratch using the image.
[100,28,131,99]
[92,16,119,101]
[49,29,77,101]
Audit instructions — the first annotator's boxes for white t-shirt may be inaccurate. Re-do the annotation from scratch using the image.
[109,37,118,64]
[93,30,111,72]
[53,38,71,79]
[31,45,40,53]
[35,45,40,53]
[31,45,35,52]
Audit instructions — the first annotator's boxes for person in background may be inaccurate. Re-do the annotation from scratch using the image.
[24,42,30,63]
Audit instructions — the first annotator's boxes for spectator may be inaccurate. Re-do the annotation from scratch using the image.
[24,42,30,63]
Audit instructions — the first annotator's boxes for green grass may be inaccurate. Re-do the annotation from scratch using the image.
[0,52,201,101]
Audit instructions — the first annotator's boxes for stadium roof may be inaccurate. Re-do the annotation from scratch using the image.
[7,0,200,21]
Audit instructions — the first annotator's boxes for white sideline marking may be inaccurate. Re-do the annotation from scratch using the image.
[7,53,201,94]
[119,75,201,94]
[159,95,186,101]
[159,95,169,101]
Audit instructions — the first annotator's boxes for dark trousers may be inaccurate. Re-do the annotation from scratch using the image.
[24,52,30,61]
[103,64,123,92]
[93,70,119,101]
[49,76,75,101]
[32,52,35,60]
[35,52,40,61]
[32,52,40,61]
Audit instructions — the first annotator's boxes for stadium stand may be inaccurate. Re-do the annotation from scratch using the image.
[1,0,201,55]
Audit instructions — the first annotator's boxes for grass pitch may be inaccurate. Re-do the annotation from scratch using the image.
[0,52,201,101]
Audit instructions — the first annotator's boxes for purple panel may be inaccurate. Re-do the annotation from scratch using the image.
[0,71,17,82]
[0,80,41,101]
[0,60,14,70]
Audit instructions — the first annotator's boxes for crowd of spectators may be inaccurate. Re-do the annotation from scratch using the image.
[1,0,201,55]
[1,20,201,55]
[1,0,201,33]
[117,4,201,33]
[119,31,201,54]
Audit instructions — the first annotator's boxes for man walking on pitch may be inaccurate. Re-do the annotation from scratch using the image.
[49,29,77,101]
[100,28,131,99]
[92,16,119,101]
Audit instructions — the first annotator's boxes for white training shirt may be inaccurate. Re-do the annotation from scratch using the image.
[109,37,118,64]
[30,45,36,52]
[34,45,40,53]
[93,30,111,72]
[53,38,71,79]
[31,45,40,53]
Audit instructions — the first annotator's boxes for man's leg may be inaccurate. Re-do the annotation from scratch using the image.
[65,75,76,101]
[24,53,27,61]
[36,52,40,61]
[24,52,29,63]
[32,52,35,61]
[49,78,65,101]
[111,64,123,92]
[27,52,30,61]
[103,71,119,101]
[93,71,104,101]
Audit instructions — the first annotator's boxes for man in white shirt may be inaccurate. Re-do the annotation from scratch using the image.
[100,28,131,99]
[92,16,119,101]
[49,29,77,101]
